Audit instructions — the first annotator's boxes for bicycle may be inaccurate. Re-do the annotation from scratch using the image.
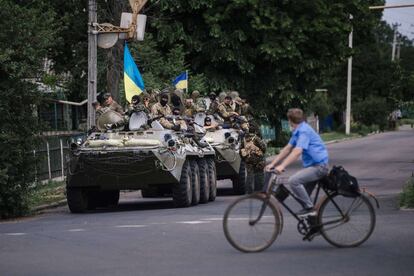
[222,170,378,253]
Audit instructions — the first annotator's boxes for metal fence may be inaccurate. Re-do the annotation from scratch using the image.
[33,132,83,181]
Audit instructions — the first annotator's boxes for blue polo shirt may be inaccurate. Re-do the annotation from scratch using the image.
[288,122,329,168]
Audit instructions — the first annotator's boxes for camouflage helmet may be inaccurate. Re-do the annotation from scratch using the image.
[191,90,200,99]
[218,91,227,102]
[234,96,243,104]
[229,91,239,100]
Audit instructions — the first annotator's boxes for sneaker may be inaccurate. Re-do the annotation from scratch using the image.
[296,207,317,218]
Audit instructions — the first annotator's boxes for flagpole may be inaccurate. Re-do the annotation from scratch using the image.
[186,70,189,94]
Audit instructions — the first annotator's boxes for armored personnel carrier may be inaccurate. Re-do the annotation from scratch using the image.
[195,113,247,195]
[66,111,217,213]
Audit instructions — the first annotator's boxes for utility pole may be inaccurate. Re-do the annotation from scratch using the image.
[87,0,97,129]
[345,15,353,135]
[391,24,399,62]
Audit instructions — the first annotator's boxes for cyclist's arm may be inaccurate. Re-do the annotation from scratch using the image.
[268,144,293,168]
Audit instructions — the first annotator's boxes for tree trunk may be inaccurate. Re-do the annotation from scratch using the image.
[106,41,123,103]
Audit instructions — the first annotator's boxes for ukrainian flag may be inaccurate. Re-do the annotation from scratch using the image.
[172,72,188,90]
[124,42,145,103]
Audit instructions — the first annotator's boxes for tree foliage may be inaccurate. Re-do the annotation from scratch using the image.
[0,0,58,218]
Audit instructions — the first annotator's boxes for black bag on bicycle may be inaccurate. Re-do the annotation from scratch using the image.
[328,166,360,196]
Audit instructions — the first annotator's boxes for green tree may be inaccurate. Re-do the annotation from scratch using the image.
[0,0,57,218]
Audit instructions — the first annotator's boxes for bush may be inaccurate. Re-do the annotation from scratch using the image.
[268,131,291,147]
[353,96,390,131]
[400,176,414,209]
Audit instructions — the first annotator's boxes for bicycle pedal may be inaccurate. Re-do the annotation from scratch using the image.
[303,229,320,242]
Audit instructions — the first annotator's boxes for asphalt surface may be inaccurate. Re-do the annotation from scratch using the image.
[1,127,414,276]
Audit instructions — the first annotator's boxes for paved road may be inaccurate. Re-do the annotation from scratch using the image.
[1,127,414,276]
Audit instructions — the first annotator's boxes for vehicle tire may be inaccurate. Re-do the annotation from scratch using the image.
[223,193,281,253]
[206,157,217,202]
[173,160,192,207]
[190,160,201,205]
[318,193,376,248]
[232,160,247,195]
[66,188,89,213]
[105,190,120,206]
[197,158,210,204]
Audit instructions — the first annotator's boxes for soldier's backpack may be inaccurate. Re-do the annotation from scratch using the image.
[328,166,360,196]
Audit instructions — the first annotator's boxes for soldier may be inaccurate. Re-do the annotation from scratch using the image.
[172,107,188,130]
[217,95,239,127]
[207,92,219,115]
[204,116,219,132]
[142,92,151,111]
[151,93,180,131]
[93,101,109,126]
[218,95,249,131]
[183,98,197,117]
[99,92,124,115]
[233,97,243,114]
[170,89,185,114]
[191,90,207,112]
[218,91,227,103]
[148,88,160,109]
[127,95,150,115]
[240,131,267,193]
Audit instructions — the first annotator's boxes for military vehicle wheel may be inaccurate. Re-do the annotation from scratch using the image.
[232,160,247,195]
[197,159,210,204]
[190,160,200,205]
[105,190,120,206]
[173,160,192,207]
[67,188,89,213]
[206,158,217,202]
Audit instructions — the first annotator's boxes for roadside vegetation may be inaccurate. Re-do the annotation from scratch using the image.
[400,175,414,209]
[29,181,66,210]
[400,174,414,208]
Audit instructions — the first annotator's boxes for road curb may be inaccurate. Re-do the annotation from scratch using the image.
[33,199,67,212]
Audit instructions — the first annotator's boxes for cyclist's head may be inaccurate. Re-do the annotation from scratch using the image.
[287,108,304,125]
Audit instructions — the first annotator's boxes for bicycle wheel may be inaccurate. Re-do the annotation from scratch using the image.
[318,193,376,248]
[223,194,281,253]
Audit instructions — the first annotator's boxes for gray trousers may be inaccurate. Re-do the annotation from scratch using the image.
[288,164,329,209]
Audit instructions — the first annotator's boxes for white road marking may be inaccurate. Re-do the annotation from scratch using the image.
[68,229,85,232]
[176,221,211,225]
[4,233,27,236]
[201,218,222,221]
[115,225,147,228]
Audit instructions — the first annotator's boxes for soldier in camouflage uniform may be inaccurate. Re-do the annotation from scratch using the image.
[207,92,219,115]
[151,93,180,131]
[126,95,150,116]
[240,131,267,193]
[191,90,207,112]
[218,95,249,131]
[148,88,160,109]
[99,92,124,115]
[183,98,197,117]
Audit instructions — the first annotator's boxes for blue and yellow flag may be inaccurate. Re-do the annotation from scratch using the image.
[124,43,145,103]
[172,71,188,90]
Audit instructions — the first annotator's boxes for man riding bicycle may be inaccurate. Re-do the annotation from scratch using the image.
[265,108,329,217]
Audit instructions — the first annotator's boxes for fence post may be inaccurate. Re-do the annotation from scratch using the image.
[46,141,51,180]
[60,139,64,178]
[33,150,37,183]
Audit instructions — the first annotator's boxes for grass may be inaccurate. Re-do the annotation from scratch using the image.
[320,132,360,142]
[400,175,414,209]
[29,180,66,209]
